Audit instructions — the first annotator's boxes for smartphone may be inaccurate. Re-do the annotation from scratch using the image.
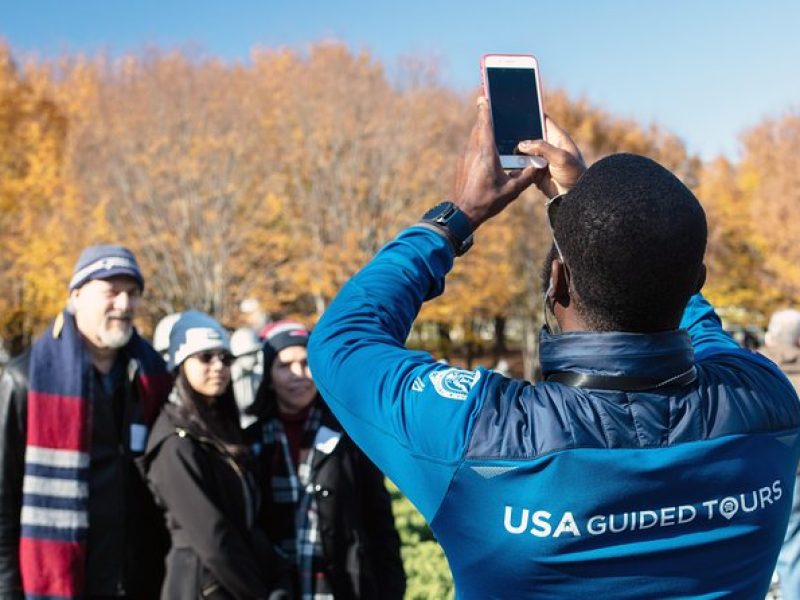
[481,54,547,170]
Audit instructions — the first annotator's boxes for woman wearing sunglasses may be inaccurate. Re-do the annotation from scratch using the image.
[142,310,291,599]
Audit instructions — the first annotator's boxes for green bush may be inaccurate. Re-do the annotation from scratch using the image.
[388,480,454,599]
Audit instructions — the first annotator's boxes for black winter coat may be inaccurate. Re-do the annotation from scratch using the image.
[247,399,406,600]
[0,349,169,599]
[144,403,290,600]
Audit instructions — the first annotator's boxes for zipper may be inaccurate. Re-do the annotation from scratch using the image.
[201,581,221,597]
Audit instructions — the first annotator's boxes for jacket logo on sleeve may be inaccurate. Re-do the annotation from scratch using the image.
[429,368,481,401]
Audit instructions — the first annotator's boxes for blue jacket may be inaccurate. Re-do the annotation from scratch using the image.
[308,226,800,599]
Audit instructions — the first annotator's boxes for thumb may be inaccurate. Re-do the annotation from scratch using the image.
[518,139,564,164]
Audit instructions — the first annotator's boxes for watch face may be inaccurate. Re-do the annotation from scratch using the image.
[421,202,473,256]
[423,202,454,221]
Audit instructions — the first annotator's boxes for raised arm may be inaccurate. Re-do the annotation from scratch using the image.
[679,293,741,358]
[309,99,585,520]
[309,225,477,520]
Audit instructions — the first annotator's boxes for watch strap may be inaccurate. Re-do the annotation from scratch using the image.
[419,202,474,256]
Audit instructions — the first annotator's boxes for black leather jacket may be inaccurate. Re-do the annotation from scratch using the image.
[0,353,27,599]
[247,400,406,600]
[0,349,169,599]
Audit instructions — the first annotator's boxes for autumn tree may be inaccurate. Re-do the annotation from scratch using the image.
[3,39,793,361]
[694,156,771,320]
[250,43,467,317]
[0,43,72,352]
[738,112,800,306]
[55,51,289,328]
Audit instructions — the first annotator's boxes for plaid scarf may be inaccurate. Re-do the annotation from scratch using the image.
[20,310,170,599]
[259,404,334,600]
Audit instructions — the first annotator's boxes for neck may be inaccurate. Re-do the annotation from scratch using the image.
[277,398,314,419]
[554,303,589,333]
[82,336,119,374]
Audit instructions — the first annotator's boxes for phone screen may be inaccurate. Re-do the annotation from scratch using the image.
[486,67,544,155]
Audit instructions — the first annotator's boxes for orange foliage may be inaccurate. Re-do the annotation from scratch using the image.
[0,40,796,353]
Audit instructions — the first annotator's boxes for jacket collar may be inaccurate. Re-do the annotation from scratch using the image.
[539,327,695,381]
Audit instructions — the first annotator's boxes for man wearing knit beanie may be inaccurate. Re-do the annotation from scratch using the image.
[247,321,406,600]
[67,244,145,355]
[0,244,170,599]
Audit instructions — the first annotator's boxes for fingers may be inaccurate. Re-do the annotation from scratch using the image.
[516,120,586,196]
[476,96,503,171]
[544,115,584,164]
[516,116,584,169]
[504,165,538,198]
[517,139,566,167]
[475,96,493,145]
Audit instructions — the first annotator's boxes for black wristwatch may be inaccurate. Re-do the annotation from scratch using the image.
[420,202,474,256]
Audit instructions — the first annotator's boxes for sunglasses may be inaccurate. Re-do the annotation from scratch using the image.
[194,350,234,367]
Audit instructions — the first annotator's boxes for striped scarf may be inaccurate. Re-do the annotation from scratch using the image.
[20,310,170,599]
[259,404,334,600]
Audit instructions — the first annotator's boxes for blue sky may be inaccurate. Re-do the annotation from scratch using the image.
[3,0,799,160]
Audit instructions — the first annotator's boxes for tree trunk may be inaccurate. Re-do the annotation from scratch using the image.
[493,315,507,361]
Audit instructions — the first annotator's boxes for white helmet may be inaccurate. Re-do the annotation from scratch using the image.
[153,312,182,354]
[231,327,262,358]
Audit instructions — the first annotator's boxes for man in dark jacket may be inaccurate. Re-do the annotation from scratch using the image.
[248,322,405,600]
[307,100,800,598]
[0,245,171,599]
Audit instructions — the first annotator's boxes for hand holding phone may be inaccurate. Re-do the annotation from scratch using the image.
[481,54,548,170]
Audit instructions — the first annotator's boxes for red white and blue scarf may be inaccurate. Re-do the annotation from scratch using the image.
[20,310,170,599]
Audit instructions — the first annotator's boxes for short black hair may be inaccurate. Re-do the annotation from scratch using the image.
[544,153,707,332]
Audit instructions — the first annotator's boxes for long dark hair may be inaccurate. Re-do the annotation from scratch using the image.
[172,368,249,461]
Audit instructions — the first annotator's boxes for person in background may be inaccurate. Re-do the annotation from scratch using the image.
[247,321,405,600]
[143,310,290,600]
[0,244,171,599]
[231,327,263,429]
[762,309,800,600]
[240,298,270,334]
[153,312,182,362]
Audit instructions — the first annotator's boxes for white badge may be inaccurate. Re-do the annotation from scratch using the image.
[314,426,341,455]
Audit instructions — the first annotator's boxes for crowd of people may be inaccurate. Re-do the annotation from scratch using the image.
[0,246,405,599]
[1,103,799,600]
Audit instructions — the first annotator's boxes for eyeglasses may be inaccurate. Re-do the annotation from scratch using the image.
[543,193,569,335]
[545,193,566,264]
[194,351,234,367]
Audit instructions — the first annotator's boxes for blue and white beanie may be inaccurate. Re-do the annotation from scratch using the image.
[69,244,144,291]
[168,310,231,371]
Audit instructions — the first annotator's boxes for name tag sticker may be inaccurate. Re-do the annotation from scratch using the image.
[130,423,149,452]
[315,426,341,454]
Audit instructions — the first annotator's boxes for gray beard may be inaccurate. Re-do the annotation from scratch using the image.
[97,324,133,349]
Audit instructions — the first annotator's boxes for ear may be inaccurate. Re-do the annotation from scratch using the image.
[549,259,571,305]
[693,264,707,293]
[67,289,80,312]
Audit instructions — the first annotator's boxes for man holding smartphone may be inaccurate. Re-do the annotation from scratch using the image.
[308,98,800,598]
